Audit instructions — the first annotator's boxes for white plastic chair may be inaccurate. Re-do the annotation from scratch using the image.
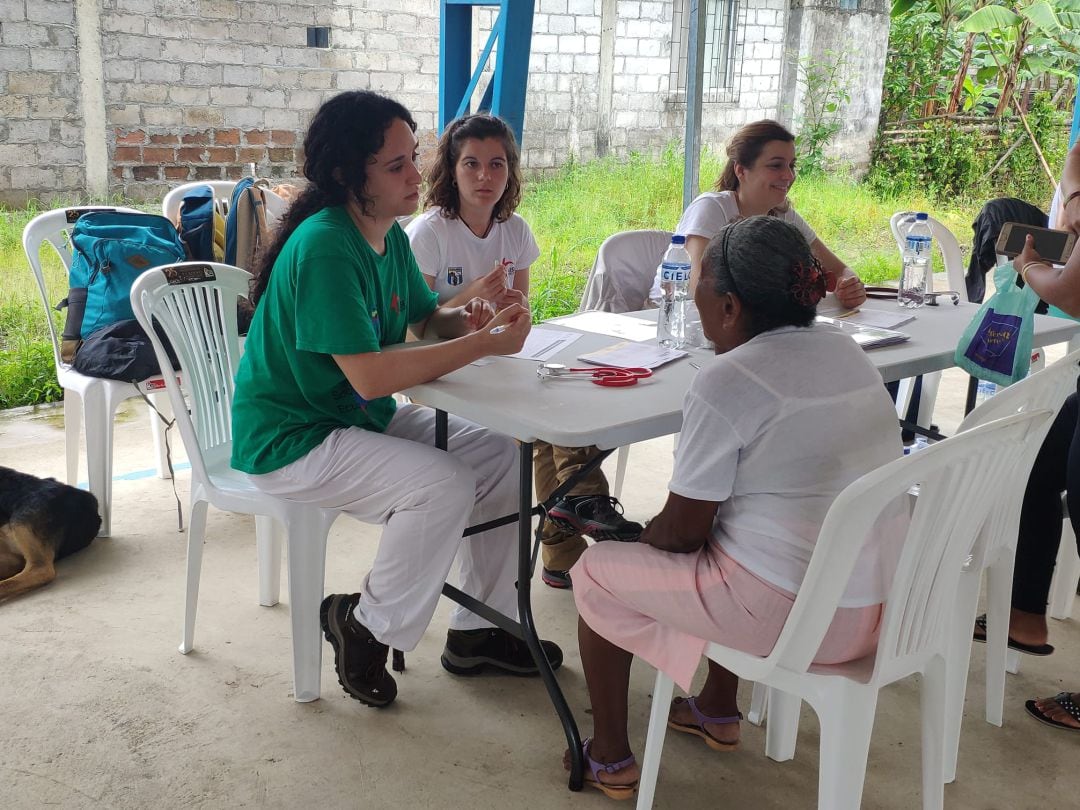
[889,212,968,427]
[635,410,1051,810]
[579,230,673,497]
[941,347,1080,782]
[1048,505,1080,619]
[130,262,340,702]
[21,206,173,537]
[161,180,238,224]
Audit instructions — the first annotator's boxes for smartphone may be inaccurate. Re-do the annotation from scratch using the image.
[995,222,1076,263]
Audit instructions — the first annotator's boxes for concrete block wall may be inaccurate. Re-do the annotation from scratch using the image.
[0,0,887,203]
[0,0,84,205]
[521,0,790,171]
[781,0,890,173]
[97,0,442,201]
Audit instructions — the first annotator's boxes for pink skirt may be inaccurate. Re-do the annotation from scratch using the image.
[571,540,883,692]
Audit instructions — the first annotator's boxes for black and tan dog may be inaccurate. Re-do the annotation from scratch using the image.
[0,466,101,602]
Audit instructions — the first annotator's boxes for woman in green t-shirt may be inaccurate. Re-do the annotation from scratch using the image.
[231,90,562,709]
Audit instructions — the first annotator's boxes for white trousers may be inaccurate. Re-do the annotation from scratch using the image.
[250,403,520,650]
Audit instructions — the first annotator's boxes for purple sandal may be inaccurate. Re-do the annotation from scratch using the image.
[667,695,742,751]
[582,737,638,800]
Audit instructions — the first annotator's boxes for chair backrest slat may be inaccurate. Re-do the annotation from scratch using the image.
[767,410,1051,677]
[130,263,250,485]
[956,347,1080,570]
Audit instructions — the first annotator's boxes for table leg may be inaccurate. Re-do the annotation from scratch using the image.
[517,441,584,791]
[433,411,583,790]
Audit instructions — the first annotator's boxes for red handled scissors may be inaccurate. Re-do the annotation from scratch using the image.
[536,362,653,387]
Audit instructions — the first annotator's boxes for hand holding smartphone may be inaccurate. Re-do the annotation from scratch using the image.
[995,222,1076,263]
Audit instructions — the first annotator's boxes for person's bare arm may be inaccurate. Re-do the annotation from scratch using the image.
[638,492,719,554]
[811,238,866,308]
[1059,140,1080,234]
[685,235,710,296]
[1016,236,1080,316]
[512,266,529,295]
[333,304,530,400]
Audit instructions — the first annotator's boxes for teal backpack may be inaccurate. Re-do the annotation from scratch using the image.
[67,211,186,339]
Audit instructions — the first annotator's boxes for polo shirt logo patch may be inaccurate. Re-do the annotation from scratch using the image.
[447,267,463,286]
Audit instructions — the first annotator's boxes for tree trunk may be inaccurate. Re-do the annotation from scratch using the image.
[946,32,977,114]
[925,35,949,116]
[995,23,1030,117]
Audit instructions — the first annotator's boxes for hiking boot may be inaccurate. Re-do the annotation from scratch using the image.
[319,593,397,707]
[542,567,573,590]
[441,628,564,676]
[547,495,643,542]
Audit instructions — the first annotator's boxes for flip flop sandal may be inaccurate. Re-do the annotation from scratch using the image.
[1025,692,1080,732]
[667,695,741,752]
[581,738,638,801]
[972,614,1055,656]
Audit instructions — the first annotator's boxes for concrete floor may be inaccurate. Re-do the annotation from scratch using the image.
[2,362,1079,810]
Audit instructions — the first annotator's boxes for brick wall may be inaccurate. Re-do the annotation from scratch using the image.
[0,0,887,204]
[111,127,300,186]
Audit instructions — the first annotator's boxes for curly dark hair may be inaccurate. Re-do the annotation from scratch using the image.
[421,113,522,224]
[701,215,822,336]
[251,91,416,303]
[714,120,795,192]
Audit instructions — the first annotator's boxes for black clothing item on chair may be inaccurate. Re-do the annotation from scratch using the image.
[1012,381,1080,615]
[71,319,179,382]
[967,197,1048,306]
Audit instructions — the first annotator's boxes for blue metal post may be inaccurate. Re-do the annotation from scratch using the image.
[490,0,534,143]
[438,0,535,147]
[439,1,473,138]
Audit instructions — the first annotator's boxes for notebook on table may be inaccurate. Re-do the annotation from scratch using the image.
[816,316,911,350]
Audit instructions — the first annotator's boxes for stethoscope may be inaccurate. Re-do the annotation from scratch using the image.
[535,362,653,387]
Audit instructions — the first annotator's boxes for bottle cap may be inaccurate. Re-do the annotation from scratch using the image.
[915,212,928,221]
[671,234,686,245]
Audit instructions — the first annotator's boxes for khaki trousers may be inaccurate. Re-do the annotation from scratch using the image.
[533,441,609,571]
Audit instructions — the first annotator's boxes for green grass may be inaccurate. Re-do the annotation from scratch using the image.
[0,157,983,409]
[0,204,68,409]
[521,152,980,320]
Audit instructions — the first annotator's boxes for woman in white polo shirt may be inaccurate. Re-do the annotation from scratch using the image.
[651,119,866,309]
[565,216,904,799]
[408,114,642,591]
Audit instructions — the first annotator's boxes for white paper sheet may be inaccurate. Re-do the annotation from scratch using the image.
[817,306,915,330]
[548,311,658,343]
[577,341,687,369]
[503,327,582,361]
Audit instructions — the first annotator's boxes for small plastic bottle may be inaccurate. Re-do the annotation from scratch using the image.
[899,213,933,308]
[903,437,931,456]
[658,235,691,348]
[974,379,998,408]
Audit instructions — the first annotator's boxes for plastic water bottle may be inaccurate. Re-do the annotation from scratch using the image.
[975,379,998,408]
[899,213,933,308]
[904,437,931,456]
[658,235,691,348]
